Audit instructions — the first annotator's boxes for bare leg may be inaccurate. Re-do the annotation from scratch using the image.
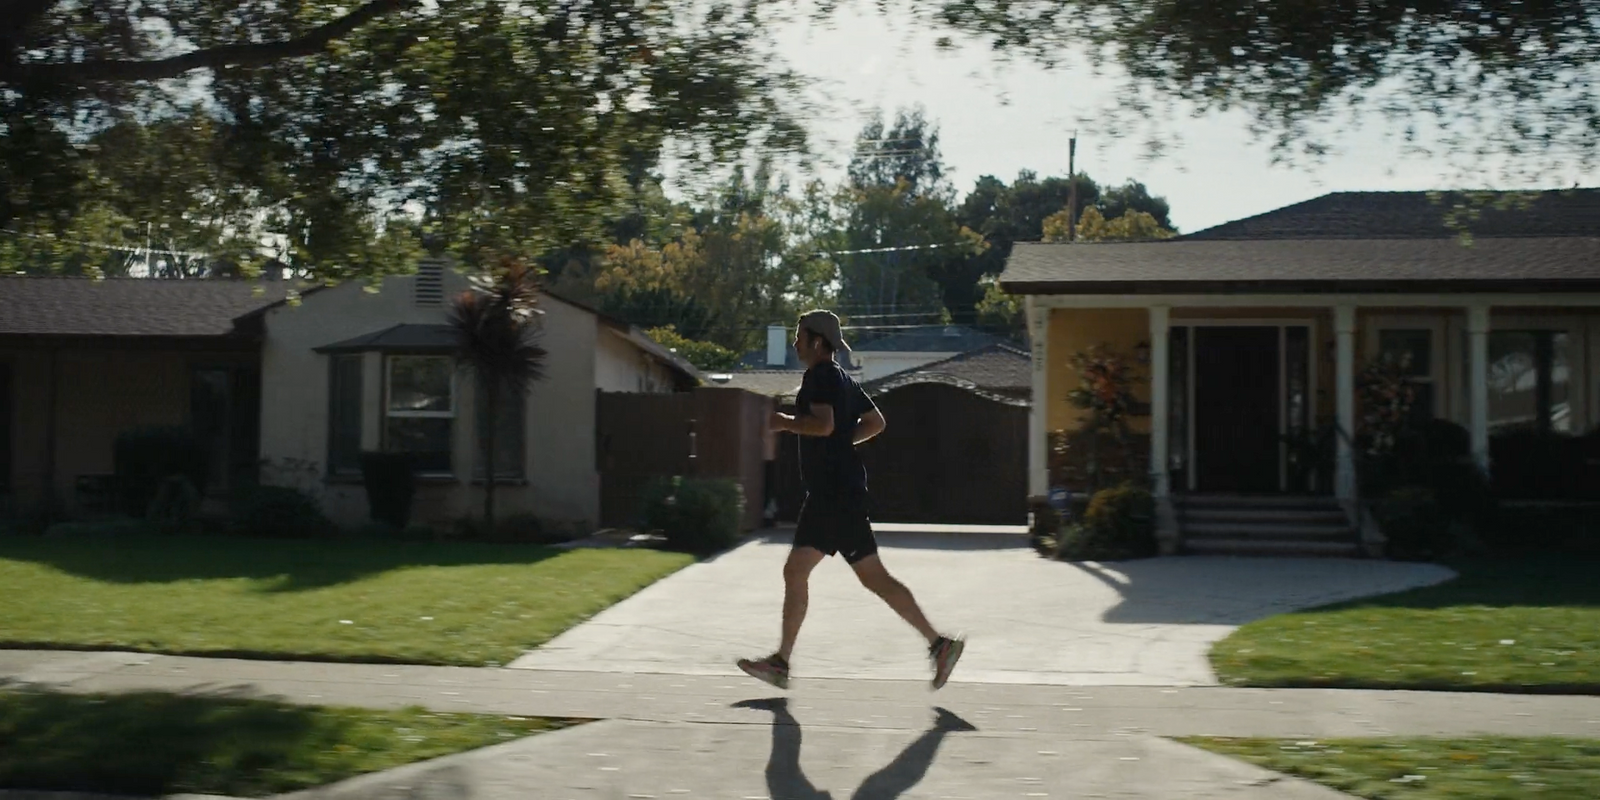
[778,547,826,662]
[850,554,940,646]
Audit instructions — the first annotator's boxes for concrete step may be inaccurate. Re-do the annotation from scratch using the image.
[1183,521,1356,542]
[1176,494,1341,511]
[1183,538,1363,558]
[1181,506,1349,525]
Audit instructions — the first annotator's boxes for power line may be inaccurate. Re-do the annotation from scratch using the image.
[0,227,214,259]
[817,241,967,256]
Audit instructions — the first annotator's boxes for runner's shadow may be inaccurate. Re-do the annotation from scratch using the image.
[732,697,977,800]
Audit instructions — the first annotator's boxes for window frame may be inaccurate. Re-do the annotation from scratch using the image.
[1366,315,1446,420]
[325,354,365,478]
[383,354,457,476]
[1469,313,1585,436]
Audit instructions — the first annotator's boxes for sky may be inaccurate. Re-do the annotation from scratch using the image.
[769,8,1599,235]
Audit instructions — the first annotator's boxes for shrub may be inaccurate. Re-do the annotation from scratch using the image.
[1055,483,1156,561]
[113,426,209,516]
[1373,485,1464,561]
[642,476,744,554]
[359,452,416,528]
[1485,504,1600,556]
[230,485,334,539]
[145,474,202,534]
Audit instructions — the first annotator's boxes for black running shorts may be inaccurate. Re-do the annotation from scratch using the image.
[793,491,878,564]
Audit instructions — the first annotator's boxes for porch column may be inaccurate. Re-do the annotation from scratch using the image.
[1468,304,1492,474]
[1148,305,1171,496]
[1335,304,1357,502]
[1027,295,1049,500]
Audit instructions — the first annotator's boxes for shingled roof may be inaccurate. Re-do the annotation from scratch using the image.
[1000,188,1600,295]
[862,343,1031,404]
[1183,189,1600,241]
[0,276,296,337]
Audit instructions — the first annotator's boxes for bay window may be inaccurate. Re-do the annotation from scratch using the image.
[385,355,455,474]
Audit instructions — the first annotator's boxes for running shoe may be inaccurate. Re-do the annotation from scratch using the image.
[737,654,791,690]
[929,635,966,690]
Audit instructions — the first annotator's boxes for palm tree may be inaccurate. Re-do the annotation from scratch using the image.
[449,256,548,532]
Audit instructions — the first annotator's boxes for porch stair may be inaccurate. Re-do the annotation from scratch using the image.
[1175,495,1361,558]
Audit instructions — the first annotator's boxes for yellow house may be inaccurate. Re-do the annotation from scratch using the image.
[1000,189,1600,556]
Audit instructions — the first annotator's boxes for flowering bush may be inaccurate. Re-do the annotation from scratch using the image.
[1066,343,1140,437]
[1062,344,1143,492]
[1357,351,1417,457]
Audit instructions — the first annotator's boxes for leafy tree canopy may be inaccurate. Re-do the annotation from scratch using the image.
[2,0,809,279]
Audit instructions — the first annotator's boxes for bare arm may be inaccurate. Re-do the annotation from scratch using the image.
[853,408,886,445]
[772,404,835,437]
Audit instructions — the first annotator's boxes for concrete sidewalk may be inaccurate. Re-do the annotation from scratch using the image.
[6,649,1599,739]
[6,650,1600,799]
[509,529,1454,686]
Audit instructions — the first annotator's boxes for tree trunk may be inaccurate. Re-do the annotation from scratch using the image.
[482,378,498,535]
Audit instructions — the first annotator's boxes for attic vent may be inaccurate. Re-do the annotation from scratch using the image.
[414,261,444,306]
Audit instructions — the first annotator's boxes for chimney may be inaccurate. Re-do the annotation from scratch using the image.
[766,324,788,367]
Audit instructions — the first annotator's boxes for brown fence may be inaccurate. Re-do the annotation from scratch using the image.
[596,387,774,531]
[771,383,1029,525]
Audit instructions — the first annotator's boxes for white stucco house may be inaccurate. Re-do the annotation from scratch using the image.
[0,260,699,529]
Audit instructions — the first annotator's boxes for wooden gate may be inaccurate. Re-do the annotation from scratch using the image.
[772,383,1028,524]
[596,391,694,528]
[596,388,773,530]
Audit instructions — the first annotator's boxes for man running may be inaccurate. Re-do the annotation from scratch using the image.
[738,309,965,690]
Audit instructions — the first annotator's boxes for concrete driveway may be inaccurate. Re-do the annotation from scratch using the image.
[510,526,1453,685]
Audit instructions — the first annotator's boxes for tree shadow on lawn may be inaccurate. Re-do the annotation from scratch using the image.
[1333,555,1600,610]
[0,534,564,592]
[0,688,342,797]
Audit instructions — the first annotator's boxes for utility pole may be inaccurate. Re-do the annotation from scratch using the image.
[1066,133,1078,242]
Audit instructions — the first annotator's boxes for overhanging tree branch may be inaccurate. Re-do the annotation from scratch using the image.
[1,0,416,86]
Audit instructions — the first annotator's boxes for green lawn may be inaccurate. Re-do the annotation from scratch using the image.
[0,689,581,797]
[1183,736,1600,800]
[1211,557,1600,693]
[0,534,693,666]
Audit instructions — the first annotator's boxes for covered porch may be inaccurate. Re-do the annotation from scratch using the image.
[1024,293,1600,550]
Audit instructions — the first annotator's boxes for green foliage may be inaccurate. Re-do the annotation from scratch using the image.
[4,0,810,279]
[1372,486,1458,562]
[974,275,1023,338]
[644,325,741,371]
[1042,205,1176,242]
[930,1,1598,184]
[112,426,210,518]
[450,257,548,531]
[359,452,416,529]
[146,475,203,535]
[642,476,745,554]
[597,164,839,353]
[230,486,335,540]
[1056,483,1156,561]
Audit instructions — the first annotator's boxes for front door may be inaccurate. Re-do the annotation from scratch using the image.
[1194,327,1282,493]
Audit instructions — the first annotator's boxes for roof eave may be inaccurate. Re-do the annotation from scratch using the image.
[1000,278,1600,296]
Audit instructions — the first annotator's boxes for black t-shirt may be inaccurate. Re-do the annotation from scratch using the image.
[795,361,877,496]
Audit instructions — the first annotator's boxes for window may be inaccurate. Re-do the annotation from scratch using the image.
[1377,328,1436,422]
[190,368,232,490]
[1486,331,1571,434]
[327,355,364,476]
[385,356,454,474]
[474,381,525,479]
